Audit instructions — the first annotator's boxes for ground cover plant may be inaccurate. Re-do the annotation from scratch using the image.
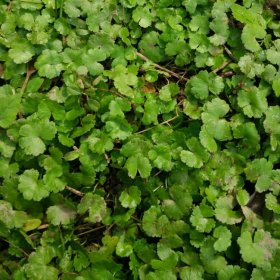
[0,0,280,279]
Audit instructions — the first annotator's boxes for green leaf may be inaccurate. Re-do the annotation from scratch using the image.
[165,40,191,66]
[77,193,107,223]
[265,193,280,214]
[236,190,250,206]
[139,31,165,62]
[238,55,264,79]
[213,226,232,252]
[159,83,179,102]
[47,205,76,225]
[148,144,174,171]
[201,98,232,141]
[245,158,272,192]
[151,251,178,270]
[0,201,16,229]
[264,106,280,151]
[231,4,256,24]
[190,205,215,233]
[132,6,153,28]
[233,122,260,157]
[142,98,159,125]
[217,265,249,280]
[180,150,203,168]
[237,230,277,269]
[272,74,280,97]
[9,39,35,64]
[18,169,49,201]
[0,132,16,158]
[231,4,266,52]
[24,264,59,280]
[35,49,64,79]
[142,206,169,237]
[146,270,177,280]
[215,196,243,224]
[116,235,133,257]
[241,24,266,52]
[29,245,57,264]
[266,39,280,66]
[23,219,41,232]
[237,87,267,118]
[19,119,57,156]
[199,127,217,153]
[119,186,141,209]
[189,71,209,100]
[180,266,204,280]
[125,154,152,179]
[0,86,21,128]
[105,117,133,140]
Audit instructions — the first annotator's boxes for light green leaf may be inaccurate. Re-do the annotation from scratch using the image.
[116,235,133,257]
[241,24,266,52]
[199,127,217,153]
[47,205,76,225]
[77,193,107,223]
[19,119,57,156]
[119,186,141,209]
[265,193,280,214]
[18,169,49,201]
[201,98,232,141]
[9,39,35,64]
[139,31,165,62]
[142,206,169,237]
[213,226,232,252]
[148,144,174,171]
[180,266,204,280]
[264,106,280,150]
[237,230,277,269]
[25,264,59,280]
[132,6,153,28]
[237,87,267,118]
[190,205,215,233]
[159,83,179,102]
[180,150,203,168]
[245,158,272,192]
[272,74,280,97]
[215,196,243,224]
[236,190,250,206]
[125,154,152,179]
[35,49,64,79]
[0,86,20,128]
[238,55,264,79]
[266,39,280,66]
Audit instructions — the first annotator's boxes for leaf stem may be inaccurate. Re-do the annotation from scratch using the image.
[136,52,188,82]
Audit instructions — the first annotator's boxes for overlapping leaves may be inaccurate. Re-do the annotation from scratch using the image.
[0,0,280,279]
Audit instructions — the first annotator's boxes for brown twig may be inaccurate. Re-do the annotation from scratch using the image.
[136,52,188,82]
[0,238,29,257]
[37,224,49,230]
[76,225,107,237]
[224,46,236,61]
[212,60,231,74]
[136,114,179,134]
[20,63,36,96]
[65,186,84,197]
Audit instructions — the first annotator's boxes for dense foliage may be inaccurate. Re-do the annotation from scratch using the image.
[0,0,280,279]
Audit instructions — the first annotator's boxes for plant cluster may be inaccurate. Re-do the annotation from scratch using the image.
[0,0,280,279]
